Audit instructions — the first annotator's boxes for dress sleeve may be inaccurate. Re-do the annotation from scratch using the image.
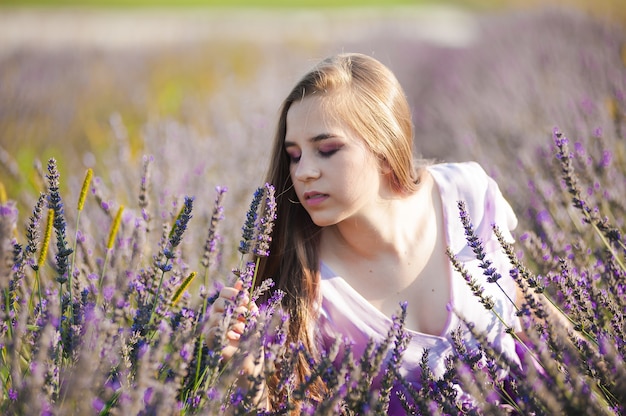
[440,162,521,332]
[470,162,522,332]
[482,165,518,250]
[432,161,517,257]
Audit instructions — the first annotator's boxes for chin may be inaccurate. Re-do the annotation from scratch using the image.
[309,215,339,228]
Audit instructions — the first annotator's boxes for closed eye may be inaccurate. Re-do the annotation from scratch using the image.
[319,148,339,158]
[286,150,301,163]
[318,143,343,158]
[284,139,343,163]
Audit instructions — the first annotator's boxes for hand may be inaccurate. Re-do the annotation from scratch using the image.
[206,280,260,362]
[206,281,268,409]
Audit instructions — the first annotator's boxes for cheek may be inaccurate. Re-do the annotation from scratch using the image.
[346,158,381,184]
[289,170,304,193]
[288,166,298,183]
[348,167,383,200]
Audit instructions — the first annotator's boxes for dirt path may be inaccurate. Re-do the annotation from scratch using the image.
[0,6,477,55]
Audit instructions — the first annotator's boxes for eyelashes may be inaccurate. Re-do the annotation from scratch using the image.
[286,147,341,164]
[319,148,339,158]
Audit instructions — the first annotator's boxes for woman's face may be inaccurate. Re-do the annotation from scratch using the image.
[284,95,388,227]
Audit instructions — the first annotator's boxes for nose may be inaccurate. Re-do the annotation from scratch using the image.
[293,154,320,182]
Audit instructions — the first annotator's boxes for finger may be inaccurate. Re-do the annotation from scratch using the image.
[229,321,246,335]
[209,297,228,313]
[219,287,241,300]
[219,287,250,304]
[220,280,243,297]
[214,296,244,311]
[226,329,241,341]
[208,303,247,327]
[221,342,239,361]
[233,305,252,319]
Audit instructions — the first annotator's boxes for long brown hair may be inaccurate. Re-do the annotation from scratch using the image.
[257,53,420,407]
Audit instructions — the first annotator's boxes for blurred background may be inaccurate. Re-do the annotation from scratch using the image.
[1,0,625,265]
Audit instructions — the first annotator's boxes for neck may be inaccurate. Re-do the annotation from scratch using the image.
[323,173,435,261]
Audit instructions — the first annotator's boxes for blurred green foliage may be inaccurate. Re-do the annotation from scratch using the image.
[0,0,425,7]
[0,0,601,12]
[0,44,263,212]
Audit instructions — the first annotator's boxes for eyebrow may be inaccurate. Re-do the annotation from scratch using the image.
[284,133,336,148]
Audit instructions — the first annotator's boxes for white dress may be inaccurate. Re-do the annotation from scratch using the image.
[315,162,521,411]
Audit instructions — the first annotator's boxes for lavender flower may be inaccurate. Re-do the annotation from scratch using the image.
[554,128,624,258]
[2,10,626,414]
[238,186,263,255]
[447,247,495,310]
[201,186,227,271]
[376,302,411,414]
[8,389,17,401]
[168,196,194,251]
[24,193,46,270]
[457,200,502,284]
[138,155,153,231]
[46,158,73,284]
[252,183,277,258]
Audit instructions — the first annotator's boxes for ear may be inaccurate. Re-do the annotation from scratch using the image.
[379,157,393,175]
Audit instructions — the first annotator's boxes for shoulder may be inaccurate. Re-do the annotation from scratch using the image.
[427,161,491,206]
[428,162,517,254]
[427,161,488,184]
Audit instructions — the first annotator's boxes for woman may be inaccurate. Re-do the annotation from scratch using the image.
[209,53,521,411]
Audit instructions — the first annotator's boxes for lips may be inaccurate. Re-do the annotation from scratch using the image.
[303,191,328,206]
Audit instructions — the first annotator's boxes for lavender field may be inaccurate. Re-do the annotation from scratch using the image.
[1,4,625,414]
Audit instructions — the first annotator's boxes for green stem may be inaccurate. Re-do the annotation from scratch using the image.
[494,281,519,313]
[194,258,212,397]
[3,289,12,340]
[68,211,82,325]
[193,334,205,393]
[200,259,211,328]
[59,282,64,320]
[487,303,610,411]
[148,265,169,326]
[98,249,111,304]
[590,222,626,273]
[202,256,210,311]
[249,256,261,309]
[35,268,43,313]
[493,380,523,414]
[483,306,548,375]
[542,293,598,347]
